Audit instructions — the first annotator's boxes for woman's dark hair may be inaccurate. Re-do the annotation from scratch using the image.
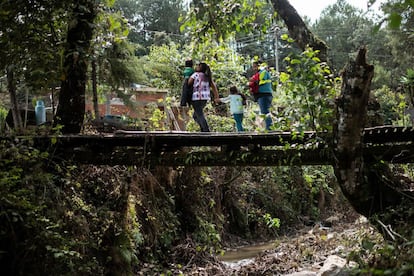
[199,62,212,83]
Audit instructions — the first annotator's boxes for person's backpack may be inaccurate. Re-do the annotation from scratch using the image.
[248,72,259,95]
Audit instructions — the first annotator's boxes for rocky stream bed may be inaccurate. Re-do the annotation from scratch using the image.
[137,212,384,275]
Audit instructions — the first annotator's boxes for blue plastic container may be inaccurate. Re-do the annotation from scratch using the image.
[35,100,46,125]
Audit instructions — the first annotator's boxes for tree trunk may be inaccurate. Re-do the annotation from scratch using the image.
[91,58,100,119]
[333,47,413,239]
[6,66,23,132]
[54,0,96,134]
[270,0,328,62]
[272,1,414,240]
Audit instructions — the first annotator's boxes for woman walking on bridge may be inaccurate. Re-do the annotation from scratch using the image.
[188,62,220,132]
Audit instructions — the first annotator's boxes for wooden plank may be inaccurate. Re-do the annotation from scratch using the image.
[52,142,414,166]
[3,125,414,166]
[27,130,327,149]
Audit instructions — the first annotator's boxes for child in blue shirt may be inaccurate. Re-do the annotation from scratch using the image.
[219,86,246,131]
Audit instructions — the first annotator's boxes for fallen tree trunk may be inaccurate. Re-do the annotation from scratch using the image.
[271,0,413,242]
[333,47,414,240]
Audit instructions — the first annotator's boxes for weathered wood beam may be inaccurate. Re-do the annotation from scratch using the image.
[2,125,414,167]
[70,144,414,167]
[27,130,329,151]
[57,146,333,167]
[28,139,414,167]
[23,125,414,150]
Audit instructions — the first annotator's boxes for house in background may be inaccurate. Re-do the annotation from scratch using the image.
[85,87,168,118]
[3,85,189,131]
[85,86,189,130]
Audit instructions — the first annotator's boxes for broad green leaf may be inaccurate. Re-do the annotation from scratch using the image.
[281,33,290,41]
[279,72,290,83]
[388,12,402,29]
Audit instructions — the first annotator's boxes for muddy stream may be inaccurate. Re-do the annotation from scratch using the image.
[218,241,277,269]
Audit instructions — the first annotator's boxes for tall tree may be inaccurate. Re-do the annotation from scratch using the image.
[116,0,185,56]
[0,0,66,131]
[54,0,97,133]
[312,0,392,81]
[6,66,22,131]
[382,2,414,88]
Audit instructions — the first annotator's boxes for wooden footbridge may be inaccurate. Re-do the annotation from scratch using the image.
[17,125,414,167]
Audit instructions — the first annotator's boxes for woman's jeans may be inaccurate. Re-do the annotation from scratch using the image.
[233,113,244,131]
[192,100,209,132]
[257,94,273,130]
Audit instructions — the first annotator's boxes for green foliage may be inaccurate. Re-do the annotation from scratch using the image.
[400,68,414,86]
[0,1,67,85]
[380,0,414,29]
[147,102,167,130]
[276,45,339,132]
[400,68,414,106]
[372,85,409,125]
[302,166,335,218]
[371,63,392,89]
[143,43,185,97]
[180,0,274,42]
[193,39,247,92]
[205,114,234,132]
[377,2,414,89]
[116,0,185,53]
[312,0,383,73]
[0,139,157,274]
[194,218,222,254]
[303,166,334,196]
[311,0,401,89]
[350,239,414,275]
[263,213,281,230]
[217,165,339,241]
[126,195,144,248]
[0,139,101,275]
[0,106,7,133]
[93,8,145,92]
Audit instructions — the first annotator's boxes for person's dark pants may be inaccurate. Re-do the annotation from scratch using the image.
[180,79,192,107]
[192,100,209,132]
